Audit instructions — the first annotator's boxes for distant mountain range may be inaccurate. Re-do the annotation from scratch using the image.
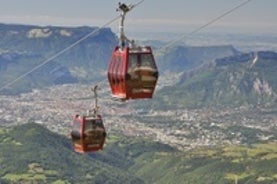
[0,23,244,95]
[0,23,276,109]
[0,123,276,184]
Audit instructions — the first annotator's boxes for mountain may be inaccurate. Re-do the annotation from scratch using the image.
[0,23,248,95]
[0,23,244,95]
[148,51,277,109]
[156,44,239,72]
[0,23,117,94]
[0,123,276,184]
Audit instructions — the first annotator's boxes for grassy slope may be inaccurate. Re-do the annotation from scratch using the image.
[130,143,277,184]
[0,123,276,184]
[0,123,144,184]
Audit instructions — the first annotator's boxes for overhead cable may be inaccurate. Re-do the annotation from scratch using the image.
[0,0,145,92]
[160,0,254,51]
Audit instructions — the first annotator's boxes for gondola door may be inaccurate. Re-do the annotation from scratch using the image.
[71,115,84,153]
[125,47,158,99]
[108,46,128,99]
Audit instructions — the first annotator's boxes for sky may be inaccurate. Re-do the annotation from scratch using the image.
[0,0,276,35]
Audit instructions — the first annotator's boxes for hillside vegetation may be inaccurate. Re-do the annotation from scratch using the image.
[0,123,276,184]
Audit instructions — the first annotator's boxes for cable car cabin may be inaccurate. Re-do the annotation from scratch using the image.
[107,46,159,100]
[71,114,106,153]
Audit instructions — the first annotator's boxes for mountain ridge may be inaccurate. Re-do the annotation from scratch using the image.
[0,23,117,94]
[150,50,277,109]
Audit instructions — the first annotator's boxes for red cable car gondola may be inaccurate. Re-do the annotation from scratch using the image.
[107,2,159,101]
[70,86,106,153]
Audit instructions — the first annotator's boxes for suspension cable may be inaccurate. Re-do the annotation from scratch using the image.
[159,0,254,52]
[0,0,145,93]
[0,0,254,100]
[0,16,120,92]
[49,0,256,103]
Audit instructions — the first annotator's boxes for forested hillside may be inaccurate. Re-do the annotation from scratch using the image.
[0,123,276,184]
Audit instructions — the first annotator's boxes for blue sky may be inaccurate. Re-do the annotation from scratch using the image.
[0,0,276,34]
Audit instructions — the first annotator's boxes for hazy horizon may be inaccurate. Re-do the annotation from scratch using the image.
[0,0,276,35]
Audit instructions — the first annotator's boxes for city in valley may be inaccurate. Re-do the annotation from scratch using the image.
[0,81,276,151]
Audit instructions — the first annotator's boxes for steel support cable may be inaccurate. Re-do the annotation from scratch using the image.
[0,15,120,92]
[53,0,255,102]
[0,0,145,93]
[153,0,254,91]
[0,0,253,93]
[159,0,254,52]
[0,0,253,98]
[133,0,144,8]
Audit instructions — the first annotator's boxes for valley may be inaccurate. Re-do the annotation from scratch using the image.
[1,81,276,151]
